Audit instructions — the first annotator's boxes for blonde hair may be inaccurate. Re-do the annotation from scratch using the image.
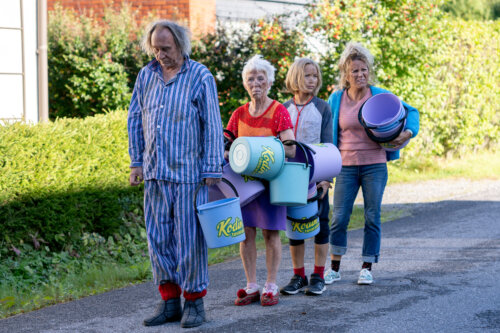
[338,42,375,90]
[141,20,191,57]
[285,58,322,96]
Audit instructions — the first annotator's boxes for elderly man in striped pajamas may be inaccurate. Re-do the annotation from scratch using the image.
[127,20,224,329]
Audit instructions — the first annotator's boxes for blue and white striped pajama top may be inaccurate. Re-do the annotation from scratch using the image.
[127,57,224,292]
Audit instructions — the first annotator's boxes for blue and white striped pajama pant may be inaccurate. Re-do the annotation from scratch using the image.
[144,180,208,293]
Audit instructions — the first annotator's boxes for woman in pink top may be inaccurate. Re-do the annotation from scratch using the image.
[325,42,419,285]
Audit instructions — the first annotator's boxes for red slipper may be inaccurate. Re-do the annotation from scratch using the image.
[234,289,260,306]
[261,291,279,306]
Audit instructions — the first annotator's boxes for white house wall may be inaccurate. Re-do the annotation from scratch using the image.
[0,0,38,124]
[216,0,309,22]
[22,0,38,124]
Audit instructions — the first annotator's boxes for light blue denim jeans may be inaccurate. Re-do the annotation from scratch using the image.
[329,163,388,263]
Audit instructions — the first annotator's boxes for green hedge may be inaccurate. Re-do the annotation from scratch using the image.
[402,19,500,157]
[442,0,500,20]
[48,4,150,119]
[0,111,143,251]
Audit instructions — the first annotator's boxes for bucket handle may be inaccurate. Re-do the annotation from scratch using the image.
[306,186,325,215]
[287,214,319,223]
[307,187,324,203]
[193,178,239,214]
[287,186,325,223]
[223,129,236,151]
[282,140,310,168]
[301,143,316,155]
[358,103,408,143]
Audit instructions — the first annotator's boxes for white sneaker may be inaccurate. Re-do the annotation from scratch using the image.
[324,269,341,285]
[357,268,373,285]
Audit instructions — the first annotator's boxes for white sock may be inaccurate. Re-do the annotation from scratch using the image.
[263,282,278,294]
[246,282,260,293]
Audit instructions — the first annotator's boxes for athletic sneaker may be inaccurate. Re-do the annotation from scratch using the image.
[357,268,374,285]
[305,273,326,296]
[324,269,341,285]
[280,274,308,295]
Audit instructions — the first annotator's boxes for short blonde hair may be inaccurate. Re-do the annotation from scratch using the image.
[242,55,276,88]
[285,57,322,96]
[141,20,191,57]
[338,42,375,90]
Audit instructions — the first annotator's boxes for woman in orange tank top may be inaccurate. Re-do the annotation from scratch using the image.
[225,55,295,307]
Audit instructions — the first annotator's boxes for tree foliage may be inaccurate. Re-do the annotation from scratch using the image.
[46,1,499,156]
[48,4,150,119]
[441,0,500,20]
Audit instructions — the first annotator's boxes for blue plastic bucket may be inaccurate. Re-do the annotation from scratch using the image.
[229,136,285,180]
[307,183,317,199]
[194,179,246,249]
[285,189,323,240]
[270,141,310,206]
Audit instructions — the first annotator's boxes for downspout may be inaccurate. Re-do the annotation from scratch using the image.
[37,0,48,122]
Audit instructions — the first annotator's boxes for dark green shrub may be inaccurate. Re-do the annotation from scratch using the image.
[48,4,151,119]
[191,16,305,124]
[442,0,500,20]
[0,111,143,252]
[191,25,256,125]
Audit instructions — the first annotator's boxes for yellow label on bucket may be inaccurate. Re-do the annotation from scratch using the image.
[252,145,275,175]
[312,143,327,147]
[242,175,258,182]
[291,219,319,233]
[216,217,244,238]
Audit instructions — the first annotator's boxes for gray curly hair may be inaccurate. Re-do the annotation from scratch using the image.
[242,55,276,90]
[338,42,375,90]
[141,20,191,57]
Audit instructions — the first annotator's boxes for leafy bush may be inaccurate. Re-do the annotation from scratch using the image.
[191,16,305,124]
[441,0,500,20]
[46,0,499,157]
[407,19,500,156]
[0,110,143,252]
[304,0,499,157]
[302,0,443,94]
[0,219,150,318]
[193,0,499,157]
[48,4,151,119]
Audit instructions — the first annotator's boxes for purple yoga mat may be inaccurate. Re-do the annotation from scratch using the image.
[216,163,265,207]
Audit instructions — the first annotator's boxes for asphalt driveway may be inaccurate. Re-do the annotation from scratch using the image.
[1,180,499,332]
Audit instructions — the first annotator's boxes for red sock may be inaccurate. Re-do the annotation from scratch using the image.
[183,289,207,301]
[314,265,325,279]
[293,267,306,279]
[158,282,181,301]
